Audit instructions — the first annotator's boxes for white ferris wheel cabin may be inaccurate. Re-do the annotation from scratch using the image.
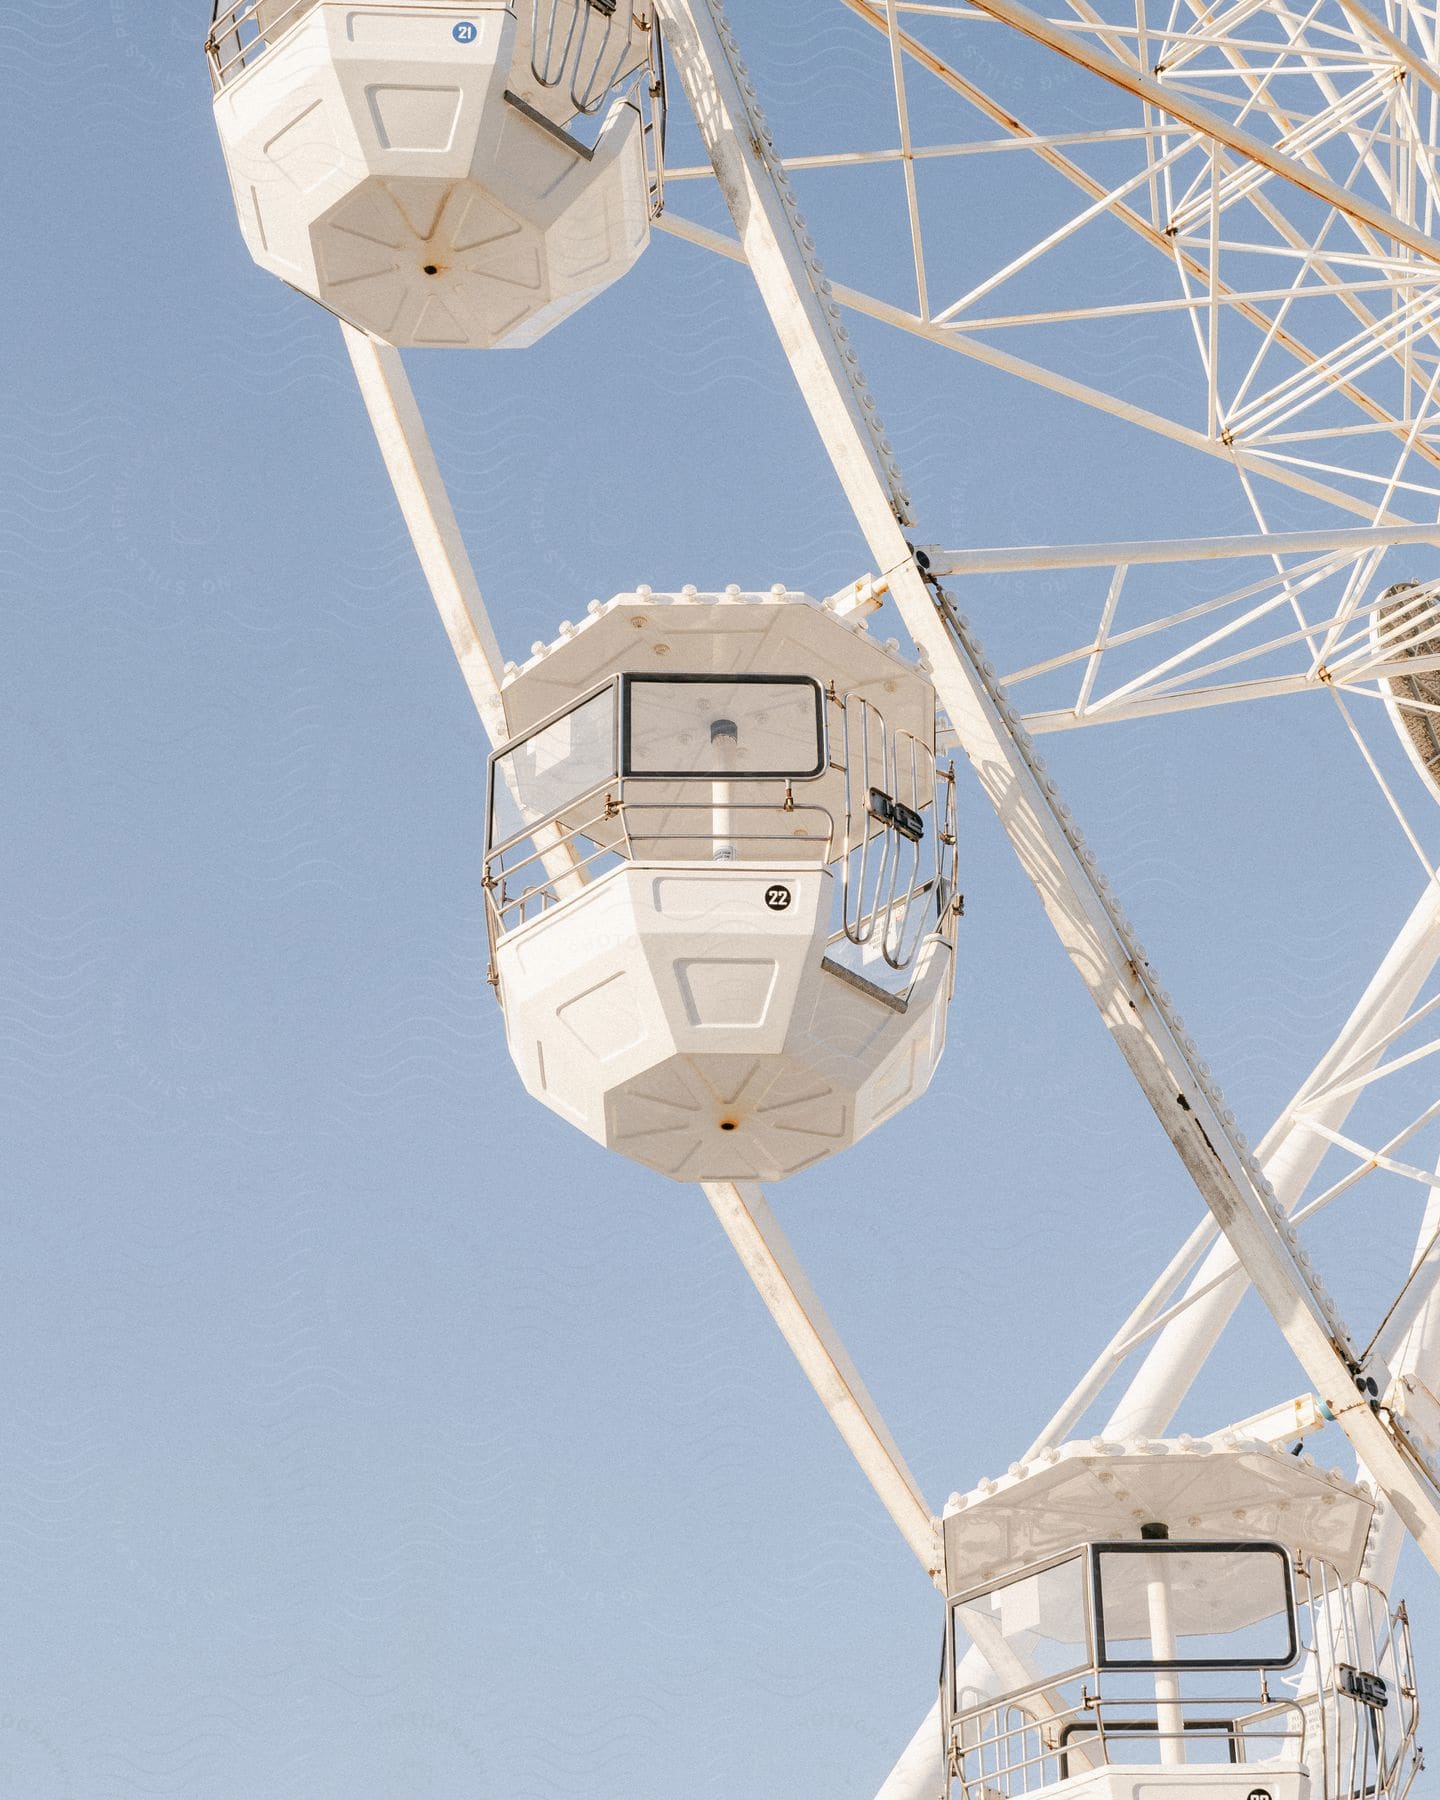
[485,586,959,1181]
[208,0,652,347]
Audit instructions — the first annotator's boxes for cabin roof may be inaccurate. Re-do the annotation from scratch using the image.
[942,1435,1375,1596]
[498,587,935,747]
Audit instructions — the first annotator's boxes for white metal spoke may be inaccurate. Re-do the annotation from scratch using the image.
[883,0,930,319]
[934,131,1204,324]
[1299,1110,1440,1197]
[1213,1045,1440,1218]
[702,1181,941,1577]
[1006,557,1347,688]
[942,0,1440,265]
[921,524,1440,571]
[1102,881,1440,1439]
[1076,564,1127,715]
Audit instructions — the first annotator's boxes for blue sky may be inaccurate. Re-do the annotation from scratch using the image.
[2,2,1438,1794]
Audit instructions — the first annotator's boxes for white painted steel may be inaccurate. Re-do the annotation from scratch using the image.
[652,210,1422,526]
[1375,1206,1440,1379]
[1207,1392,1333,1448]
[342,325,508,738]
[922,526,1440,577]
[1020,674,1357,734]
[1023,1216,1220,1457]
[953,0,1440,270]
[1106,880,1440,1442]
[656,0,1440,1574]
[702,1180,941,1577]
[212,1,649,346]
[1365,1164,1440,1593]
[662,0,1440,562]
[1009,561,1440,735]
[874,1705,945,1800]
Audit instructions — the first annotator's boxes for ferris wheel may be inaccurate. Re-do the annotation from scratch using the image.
[202,1,1440,1794]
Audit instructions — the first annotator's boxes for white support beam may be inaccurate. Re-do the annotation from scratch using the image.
[1106,880,1440,1440]
[703,1181,941,1580]
[1374,1224,1440,1371]
[1021,672,1334,733]
[341,325,509,748]
[341,325,589,897]
[1364,1164,1440,1590]
[656,0,1440,1574]
[1208,1391,1334,1448]
[874,1699,943,1800]
[1023,1214,1220,1454]
[340,323,942,1582]
[920,524,1440,575]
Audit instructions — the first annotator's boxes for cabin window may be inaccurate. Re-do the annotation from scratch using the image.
[620,675,825,780]
[951,1554,1090,1714]
[1091,1542,1297,1670]
[488,685,617,849]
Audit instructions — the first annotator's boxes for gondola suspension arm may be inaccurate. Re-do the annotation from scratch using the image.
[340,322,942,1583]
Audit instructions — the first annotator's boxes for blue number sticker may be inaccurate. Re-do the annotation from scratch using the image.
[453,19,477,42]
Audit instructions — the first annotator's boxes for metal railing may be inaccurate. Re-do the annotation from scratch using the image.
[836,692,957,972]
[480,676,960,1008]
[1304,1565,1423,1800]
[950,1676,1305,1797]
[206,0,320,90]
[484,715,952,923]
[207,0,660,150]
[621,800,835,863]
[482,780,836,942]
[528,0,644,115]
[484,781,628,936]
[945,1561,1422,1800]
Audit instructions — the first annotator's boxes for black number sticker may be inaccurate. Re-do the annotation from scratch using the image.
[765,885,792,911]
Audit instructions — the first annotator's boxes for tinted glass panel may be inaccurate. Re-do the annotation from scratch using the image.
[489,688,616,847]
[1094,1546,1295,1668]
[952,1557,1089,1712]
[625,677,823,777]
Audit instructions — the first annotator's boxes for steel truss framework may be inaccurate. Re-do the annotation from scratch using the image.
[328,0,1440,1789]
[654,0,1440,866]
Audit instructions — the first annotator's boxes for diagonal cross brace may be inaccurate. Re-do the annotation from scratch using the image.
[654,0,1440,1575]
[928,0,1440,270]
